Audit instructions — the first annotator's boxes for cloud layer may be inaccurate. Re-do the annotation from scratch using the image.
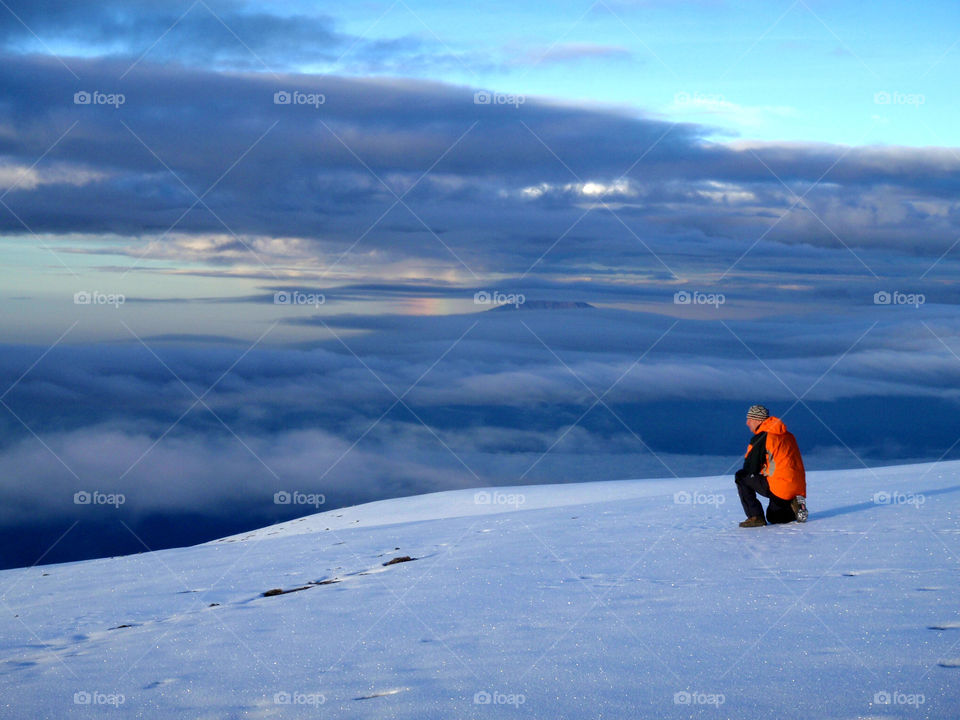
[2,1,960,569]
[2,52,960,288]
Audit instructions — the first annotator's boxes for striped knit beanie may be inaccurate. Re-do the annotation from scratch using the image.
[746,404,769,421]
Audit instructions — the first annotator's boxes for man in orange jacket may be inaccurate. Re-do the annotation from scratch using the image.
[735,404,808,527]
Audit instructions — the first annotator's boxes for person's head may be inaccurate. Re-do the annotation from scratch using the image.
[745,404,769,433]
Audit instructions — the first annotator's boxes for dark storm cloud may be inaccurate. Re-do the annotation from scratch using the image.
[0,52,703,183]
[2,53,959,277]
[0,0,439,73]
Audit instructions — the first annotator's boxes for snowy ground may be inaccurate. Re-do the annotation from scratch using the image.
[1,462,959,719]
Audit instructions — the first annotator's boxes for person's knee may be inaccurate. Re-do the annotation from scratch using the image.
[766,497,793,523]
[735,469,751,485]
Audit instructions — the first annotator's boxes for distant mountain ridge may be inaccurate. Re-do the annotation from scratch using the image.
[491,300,595,311]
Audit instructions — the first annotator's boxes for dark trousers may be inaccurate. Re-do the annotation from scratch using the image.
[735,470,794,523]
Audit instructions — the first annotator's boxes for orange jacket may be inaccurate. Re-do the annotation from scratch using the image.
[744,416,806,500]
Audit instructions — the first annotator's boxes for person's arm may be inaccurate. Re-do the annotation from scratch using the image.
[741,432,767,476]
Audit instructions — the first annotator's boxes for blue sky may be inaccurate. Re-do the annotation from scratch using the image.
[1,0,959,567]
[7,0,959,149]
[327,0,959,147]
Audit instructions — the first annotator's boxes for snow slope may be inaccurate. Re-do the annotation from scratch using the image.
[1,463,959,719]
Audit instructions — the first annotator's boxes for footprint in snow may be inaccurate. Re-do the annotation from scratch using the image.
[927,621,960,630]
[144,678,177,689]
[938,658,960,668]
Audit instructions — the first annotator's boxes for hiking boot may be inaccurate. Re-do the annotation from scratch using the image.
[791,495,808,523]
[739,516,767,528]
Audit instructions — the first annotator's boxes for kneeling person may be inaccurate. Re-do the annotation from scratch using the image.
[735,405,807,528]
